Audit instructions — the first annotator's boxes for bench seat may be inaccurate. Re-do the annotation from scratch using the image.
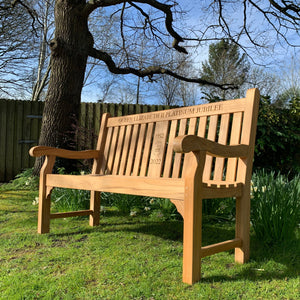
[47,174,243,200]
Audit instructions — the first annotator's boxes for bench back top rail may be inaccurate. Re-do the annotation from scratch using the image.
[93,88,260,183]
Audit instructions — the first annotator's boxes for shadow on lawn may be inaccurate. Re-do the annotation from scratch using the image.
[50,217,299,282]
[109,219,300,282]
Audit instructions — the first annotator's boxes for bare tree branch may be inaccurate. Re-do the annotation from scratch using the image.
[11,0,42,34]
[89,47,236,90]
[85,0,187,53]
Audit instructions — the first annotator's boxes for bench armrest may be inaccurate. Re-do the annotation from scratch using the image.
[29,146,100,160]
[173,135,249,158]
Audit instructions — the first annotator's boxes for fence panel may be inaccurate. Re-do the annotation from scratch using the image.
[0,100,171,182]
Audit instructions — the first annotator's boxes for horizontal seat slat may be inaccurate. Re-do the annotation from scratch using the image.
[47,174,185,199]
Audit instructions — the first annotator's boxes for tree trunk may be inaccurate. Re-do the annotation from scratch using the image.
[33,0,93,175]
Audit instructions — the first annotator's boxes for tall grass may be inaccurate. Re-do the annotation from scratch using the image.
[251,171,300,245]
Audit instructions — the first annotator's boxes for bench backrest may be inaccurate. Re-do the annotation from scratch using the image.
[92,88,260,184]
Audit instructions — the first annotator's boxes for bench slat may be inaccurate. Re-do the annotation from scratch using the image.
[112,125,125,175]
[172,118,187,178]
[140,123,154,176]
[197,116,207,138]
[100,126,113,174]
[148,121,169,177]
[132,123,146,176]
[182,117,198,177]
[119,125,133,175]
[106,126,119,174]
[47,174,185,199]
[213,113,230,181]
[203,115,218,181]
[107,99,246,127]
[125,124,139,176]
[163,119,178,178]
[226,112,243,181]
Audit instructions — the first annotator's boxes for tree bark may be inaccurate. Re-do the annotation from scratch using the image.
[33,0,93,175]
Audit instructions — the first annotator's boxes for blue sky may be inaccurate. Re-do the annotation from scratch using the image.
[80,0,300,103]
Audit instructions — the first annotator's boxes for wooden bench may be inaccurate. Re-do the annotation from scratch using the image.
[29,88,260,284]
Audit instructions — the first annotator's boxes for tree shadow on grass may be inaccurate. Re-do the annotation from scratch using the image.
[47,217,299,282]
[116,220,300,282]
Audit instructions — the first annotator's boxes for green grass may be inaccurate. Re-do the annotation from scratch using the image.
[0,190,299,299]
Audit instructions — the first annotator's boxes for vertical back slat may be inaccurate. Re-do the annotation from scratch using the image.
[213,114,230,181]
[112,125,125,174]
[125,124,139,175]
[106,127,119,174]
[140,123,155,176]
[226,112,243,181]
[172,118,187,178]
[203,115,218,181]
[148,121,170,177]
[197,116,207,137]
[163,119,177,178]
[92,113,110,174]
[119,125,133,175]
[99,126,113,174]
[132,124,147,176]
[182,118,198,177]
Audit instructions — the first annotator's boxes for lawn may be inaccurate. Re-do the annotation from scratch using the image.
[0,189,299,299]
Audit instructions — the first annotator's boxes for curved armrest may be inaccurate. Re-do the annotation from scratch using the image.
[29,146,100,159]
[173,135,249,158]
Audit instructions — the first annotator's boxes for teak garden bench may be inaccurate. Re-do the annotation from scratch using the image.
[30,88,260,284]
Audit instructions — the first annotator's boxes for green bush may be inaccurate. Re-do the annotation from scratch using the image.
[251,171,300,246]
[0,168,39,191]
[254,96,300,176]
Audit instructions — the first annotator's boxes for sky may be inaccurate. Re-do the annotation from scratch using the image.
[80,0,300,103]
[1,0,298,103]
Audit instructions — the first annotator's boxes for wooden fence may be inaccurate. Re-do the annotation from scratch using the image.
[0,99,170,182]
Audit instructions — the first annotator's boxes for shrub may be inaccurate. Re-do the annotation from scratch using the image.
[251,171,300,246]
[0,168,39,191]
[254,96,300,176]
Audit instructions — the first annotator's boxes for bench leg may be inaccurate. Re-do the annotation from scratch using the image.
[38,187,52,234]
[235,193,250,263]
[89,191,101,226]
[182,195,203,284]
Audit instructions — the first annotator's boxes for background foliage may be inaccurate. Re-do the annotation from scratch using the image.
[254,96,300,176]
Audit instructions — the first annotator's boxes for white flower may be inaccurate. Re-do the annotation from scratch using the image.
[253,186,258,192]
[130,211,137,217]
[32,197,39,205]
[262,186,267,193]
[149,199,155,205]
[144,207,151,211]
[80,171,85,175]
